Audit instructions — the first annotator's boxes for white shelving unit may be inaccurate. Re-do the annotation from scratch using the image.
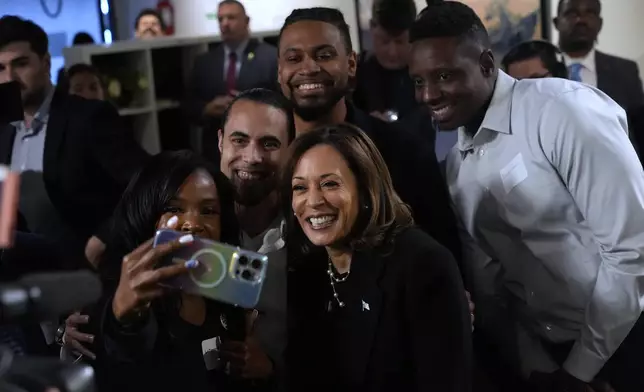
[63,32,279,154]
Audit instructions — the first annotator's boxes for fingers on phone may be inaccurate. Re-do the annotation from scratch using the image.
[70,339,97,360]
[131,234,195,272]
[67,312,89,325]
[66,328,94,344]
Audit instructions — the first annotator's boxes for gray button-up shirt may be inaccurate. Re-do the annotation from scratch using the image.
[241,215,287,369]
[10,88,54,172]
[447,70,644,382]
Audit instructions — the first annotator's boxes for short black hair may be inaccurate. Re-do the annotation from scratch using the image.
[410,0,490,47]
[72,32,95,45]
[135,8,165,30]
[557,0,601,15]
[219,0,247,14]
[221,88,296,143]
[0,15,48,57]
[502,40,568,78]
[279,7,353,54]
[371,0,417,35]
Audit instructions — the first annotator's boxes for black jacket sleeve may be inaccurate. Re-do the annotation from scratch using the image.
[405,235,473,392]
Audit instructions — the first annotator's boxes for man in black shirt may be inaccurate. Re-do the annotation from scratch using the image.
[353,0,420,124]
[276,7,461,262]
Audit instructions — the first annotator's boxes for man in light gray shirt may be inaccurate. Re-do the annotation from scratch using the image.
[217,88,294,388]
[409,2,644,392]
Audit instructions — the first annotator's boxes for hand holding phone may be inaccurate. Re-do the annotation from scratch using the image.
[0,165,20,248]
[153,229,268,309]
[111,233,198,322]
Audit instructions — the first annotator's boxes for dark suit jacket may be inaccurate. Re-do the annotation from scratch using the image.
[0,91,149,247]
[596,51,644,110]
[186,39,278,162]
[346,104,462,264]
[287,227,473,392]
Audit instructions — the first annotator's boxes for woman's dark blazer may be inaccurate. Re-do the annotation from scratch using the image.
[286,227,473,392]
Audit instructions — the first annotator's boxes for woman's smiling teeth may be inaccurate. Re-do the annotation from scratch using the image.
[307,215,337,229]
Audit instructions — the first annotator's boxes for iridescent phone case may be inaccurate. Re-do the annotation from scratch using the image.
[153,229,268,309]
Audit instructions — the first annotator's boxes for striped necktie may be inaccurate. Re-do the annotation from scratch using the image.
[568,63,583,82]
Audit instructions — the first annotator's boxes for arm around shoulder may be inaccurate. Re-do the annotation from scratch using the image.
[403,230,473,392]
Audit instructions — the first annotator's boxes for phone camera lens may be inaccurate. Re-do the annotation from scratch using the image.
[251,259,263,270]
[238,255,249,266]
[241,270,253,281]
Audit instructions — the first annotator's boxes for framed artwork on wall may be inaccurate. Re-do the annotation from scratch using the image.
[355,0,551,59]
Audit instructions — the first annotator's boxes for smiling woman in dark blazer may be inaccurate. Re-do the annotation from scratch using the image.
[282,123,472,392]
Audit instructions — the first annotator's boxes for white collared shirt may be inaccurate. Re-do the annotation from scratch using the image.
[563,48,597,87]
[447,70,644,382]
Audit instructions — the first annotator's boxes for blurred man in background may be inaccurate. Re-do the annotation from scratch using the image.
[554,0,644,109]
[502,40,569,80]
[134,8,166,39]
[353,0,420,123]
[186,0,278,165]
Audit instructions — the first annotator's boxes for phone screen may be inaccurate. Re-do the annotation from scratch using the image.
[0,166,20,248]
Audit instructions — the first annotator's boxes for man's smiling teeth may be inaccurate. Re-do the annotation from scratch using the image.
[297,83,324,91]
[433,106,452,116]
[308,215,336,228]
[237,171,260,180]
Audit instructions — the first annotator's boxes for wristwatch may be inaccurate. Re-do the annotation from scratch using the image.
[55,323,66,346]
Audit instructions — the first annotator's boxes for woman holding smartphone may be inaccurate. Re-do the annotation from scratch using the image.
[283,124,473,391]
[89,150,244,391]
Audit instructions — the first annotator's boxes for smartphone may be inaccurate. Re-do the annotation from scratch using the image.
[153,229,268,309]
[0,166,20,248]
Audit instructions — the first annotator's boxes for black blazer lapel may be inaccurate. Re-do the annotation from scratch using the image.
[0,124,16,165]
[237,39,260,87]
[43,91,68,184]
[342,250,387,383]
[595,51,613,93]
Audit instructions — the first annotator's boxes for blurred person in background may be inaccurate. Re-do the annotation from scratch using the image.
[0,15,148,267]
[55,32,95,91]
[186,0,278,165]
[502,40,569,80]
[134,8,166,39]
[66,63,105,101]
[353,0,420,123]
[283,124,472,391]
[554,0,644,109]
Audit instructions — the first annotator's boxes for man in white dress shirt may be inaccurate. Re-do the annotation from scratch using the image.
[409,1,644,392]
